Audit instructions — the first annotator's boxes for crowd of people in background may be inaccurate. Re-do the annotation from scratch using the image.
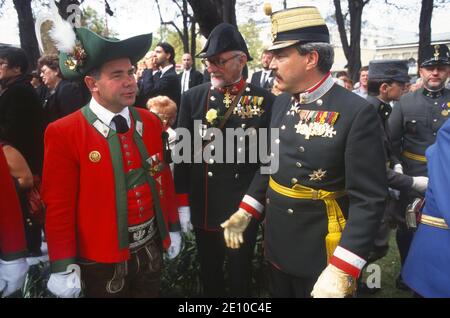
[0,3,449,298]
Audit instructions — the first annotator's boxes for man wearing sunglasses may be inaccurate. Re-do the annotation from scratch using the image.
[174,23,274,297]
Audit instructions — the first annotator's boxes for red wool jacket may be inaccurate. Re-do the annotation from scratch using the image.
[42,107,179,272]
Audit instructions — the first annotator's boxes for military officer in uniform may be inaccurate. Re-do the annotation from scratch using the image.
[221,5,387,298]
[174,23,274,297]
[367,60,429,259]
[41,25,181,298]
[388,44,449,288]
[0,149,29,297]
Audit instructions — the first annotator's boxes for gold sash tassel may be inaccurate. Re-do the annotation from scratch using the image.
[269,177,346,262]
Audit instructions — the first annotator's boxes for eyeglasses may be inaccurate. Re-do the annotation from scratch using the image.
[201,54,241,68]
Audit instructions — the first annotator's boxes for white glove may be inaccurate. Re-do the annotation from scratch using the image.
[167,231,182,259]
[221,209,252,249]
[393,164,403,174]
[0,279,6,294]
[412,176,429,194]
[178,206,193,233]
[0,258,29,297]
[311,264,356,298]
[47,268,81,298]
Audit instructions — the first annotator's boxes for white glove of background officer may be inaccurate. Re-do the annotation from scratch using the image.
[221,209,252,249]
[412,176,428,194]
[178,206,193,233]
[311,264,356,298]
[0,258,29,297]
[47,266,81,298]
[393,164,403,174]
[167,231,182,259]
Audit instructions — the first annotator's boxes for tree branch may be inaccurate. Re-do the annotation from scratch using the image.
[333,0,350,59]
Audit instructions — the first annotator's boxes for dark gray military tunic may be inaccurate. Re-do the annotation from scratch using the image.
[389,87,450,178]
[174,82,274,230]
[366,95,413,191]
[244,78,387,279]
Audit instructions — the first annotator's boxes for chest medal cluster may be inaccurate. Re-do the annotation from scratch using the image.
[292,108,340,140]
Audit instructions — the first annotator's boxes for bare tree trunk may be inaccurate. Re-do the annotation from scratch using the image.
[182,0,189,53]
[418,0,434,68]
[190,16,197,69]
[187,0,237,38]
[12,0,39,72]
[283,0,287,9]
[333,0,369,82]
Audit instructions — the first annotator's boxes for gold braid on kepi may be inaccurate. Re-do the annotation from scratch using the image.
[265,6,330,51]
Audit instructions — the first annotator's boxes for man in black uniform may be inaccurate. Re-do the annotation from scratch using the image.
[174,23,274,297]
[221,5,387,298]
[388,44,449,288]
[250,49,274,90]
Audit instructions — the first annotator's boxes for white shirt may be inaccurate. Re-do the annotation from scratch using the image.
[160,64,174,76]
[260,69,271,87]
[181,68,191,93]
[89,97,131,131]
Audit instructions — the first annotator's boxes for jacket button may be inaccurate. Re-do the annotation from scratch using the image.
[291,178,298,185]
[136,192,141,198]
[299,146,305,152]
[433,132,437,136]
[123,144,129,149]
[275,138,280,144]
[266,198,270,204]
[433,119,438,123]
[235,173,239,179]
[139,207,144,212]
[238,148,243,153]
[287,209,294,214]
[296,162,302,168]
[411,120,417,124]
[209,159,215,164]
[281,125,286,130]
[210,145,215,150]
[241,124,246,129]
[208,172,213,177]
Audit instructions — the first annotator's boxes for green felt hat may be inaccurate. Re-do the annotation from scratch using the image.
[59,27,152,81]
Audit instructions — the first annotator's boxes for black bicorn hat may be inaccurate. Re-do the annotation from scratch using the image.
[264,4,330,51]
[421,44,450,67]
[197,23,252,61]
[368,59,410,83]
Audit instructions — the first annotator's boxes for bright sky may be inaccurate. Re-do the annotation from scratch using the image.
[0,0,448,45]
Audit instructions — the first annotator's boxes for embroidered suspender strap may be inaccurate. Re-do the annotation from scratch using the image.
[269,176,347,262]
[81,106,129,249]
[402,150,427,163]
[129,107,168,241]
[218,83,248,130]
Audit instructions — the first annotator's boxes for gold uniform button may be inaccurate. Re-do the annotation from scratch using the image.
[299,146,305,152]
[89,151,101,163]
[291,178,298,185]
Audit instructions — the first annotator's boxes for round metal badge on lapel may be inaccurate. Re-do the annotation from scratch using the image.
[89,151,101,163]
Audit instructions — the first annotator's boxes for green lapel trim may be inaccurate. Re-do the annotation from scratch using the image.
[81,106,129,249]
[129,107,168,241]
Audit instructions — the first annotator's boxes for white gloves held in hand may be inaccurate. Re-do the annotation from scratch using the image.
[0,258,29,297]
[311,264,356,298]
[221,209,252,249]
[167,231,182,259]
[412,176,429,194]
[47,266,82,298]
[178,206,193,233]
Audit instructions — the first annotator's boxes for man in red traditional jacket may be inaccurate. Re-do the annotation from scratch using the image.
[0,147,29,297]
[41,25,180,298]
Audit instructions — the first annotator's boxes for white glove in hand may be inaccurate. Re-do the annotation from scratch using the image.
[311,264,356,298]
[220,209,252,249]
[178,206,193,233]
[412,176,428,193]
[0,258,29,297]
[167,231,182,259]
[393,164,403,174]
[47,267,81,298]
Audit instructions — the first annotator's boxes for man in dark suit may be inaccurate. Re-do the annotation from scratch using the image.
[250,49,274,90]
[179,53,203,94]
[174,23,274,297]
[0,47,45,257]
[221,5,387,298]
[137,42,181,115]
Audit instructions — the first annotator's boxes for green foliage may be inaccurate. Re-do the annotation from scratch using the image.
[81,6,117,38]
[238,19,265,72]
